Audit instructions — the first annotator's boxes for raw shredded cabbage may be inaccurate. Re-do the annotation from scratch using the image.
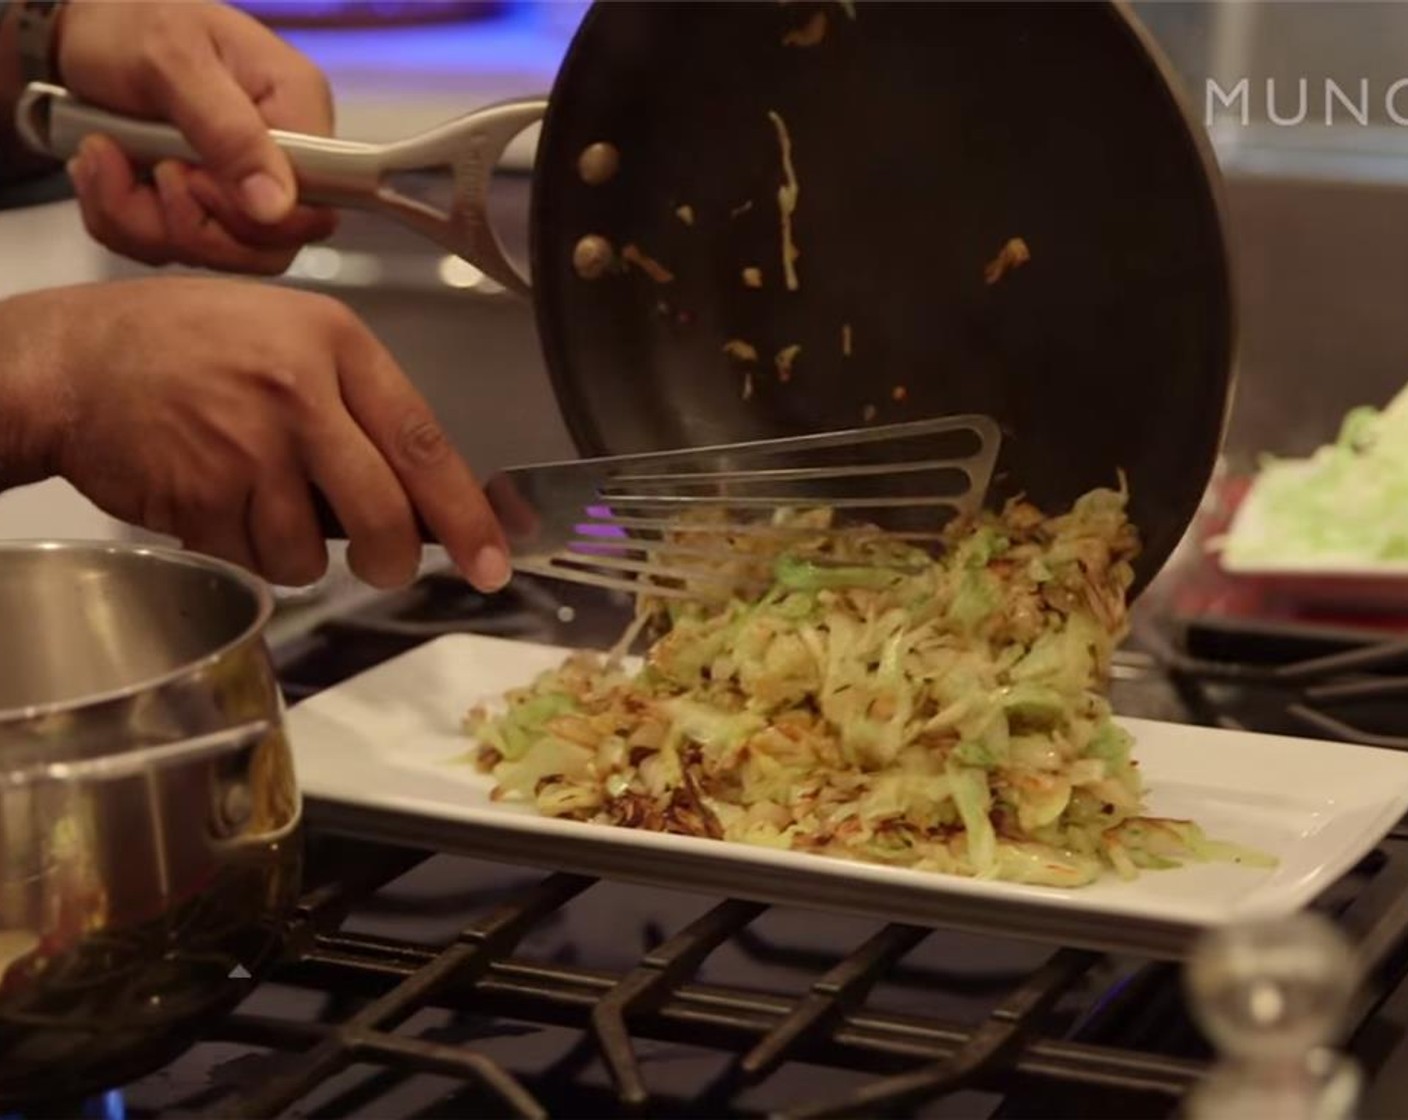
[1226,384,1408,565]
[464,486,1275,887]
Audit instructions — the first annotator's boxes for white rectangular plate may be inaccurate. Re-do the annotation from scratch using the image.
[286,634,1408,957]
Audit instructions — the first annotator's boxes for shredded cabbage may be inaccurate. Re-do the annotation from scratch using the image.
[1226,384,1408,565]
[464,485,1274,887]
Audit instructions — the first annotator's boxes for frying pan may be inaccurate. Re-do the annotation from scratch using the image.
[527,1,1233,595]
[20,1,1233,594]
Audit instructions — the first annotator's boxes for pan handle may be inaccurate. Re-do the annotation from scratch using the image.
[15,82,544,294]
[15,82,385,205]
[376,96,547,296]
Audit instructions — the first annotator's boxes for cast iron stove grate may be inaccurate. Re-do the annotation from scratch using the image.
[89,818,1408,1120]
[1134,614,1408,749]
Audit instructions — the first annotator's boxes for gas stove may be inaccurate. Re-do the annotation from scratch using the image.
[19,573,1408,1119]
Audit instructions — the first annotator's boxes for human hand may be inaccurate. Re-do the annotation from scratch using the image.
[56,0,337,274]
[0,279,509,591]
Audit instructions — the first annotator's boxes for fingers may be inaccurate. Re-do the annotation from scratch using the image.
[68,137,322,274]
[330,313,511,593]
[153,161,297,275]
[176,34,339,245]
[248,39,337,136]
[178,494,260,576]
[185,168,337,253]
[172,411,409,590]
[68,135,168,266]
[176,474,329,588]
[248,471,329,588]
[57,4,339,271]
[300,404,423,590]
[139,31,297,224]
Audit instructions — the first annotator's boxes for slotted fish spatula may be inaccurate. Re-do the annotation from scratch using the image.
[476,414,1001,600]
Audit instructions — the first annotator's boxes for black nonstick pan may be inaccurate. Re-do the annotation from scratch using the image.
[528,1,1233,594]
[20,1,1232,593]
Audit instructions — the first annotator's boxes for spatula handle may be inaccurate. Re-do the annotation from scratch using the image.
[15,82,384,204]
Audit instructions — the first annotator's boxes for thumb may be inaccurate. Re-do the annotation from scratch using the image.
[149,42,296,224]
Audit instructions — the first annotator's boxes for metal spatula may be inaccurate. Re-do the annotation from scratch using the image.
[15,81,544,295]
[477,414,1001,600]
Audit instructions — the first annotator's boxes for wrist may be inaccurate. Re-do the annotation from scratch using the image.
[0,0,63,181]
[0,289,74,489]
[16,0,66,83]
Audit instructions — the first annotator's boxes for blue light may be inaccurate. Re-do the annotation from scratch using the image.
[268,2,583,81]
[0,1092,128,1120]
[1078,971,1137,1031]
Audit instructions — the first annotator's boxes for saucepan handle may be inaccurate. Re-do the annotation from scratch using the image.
[0,720,274,788]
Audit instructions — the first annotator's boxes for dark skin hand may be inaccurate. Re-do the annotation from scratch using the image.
[0,279,512,592]
[0,2,511,591]
[0,0,338,271]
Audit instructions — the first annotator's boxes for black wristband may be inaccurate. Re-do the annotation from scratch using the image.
[17,0,65,84]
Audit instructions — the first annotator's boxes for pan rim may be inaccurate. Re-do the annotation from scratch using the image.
[0,538,275,729]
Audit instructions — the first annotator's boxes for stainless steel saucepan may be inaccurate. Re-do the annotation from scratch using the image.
[0,541,301,1107]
